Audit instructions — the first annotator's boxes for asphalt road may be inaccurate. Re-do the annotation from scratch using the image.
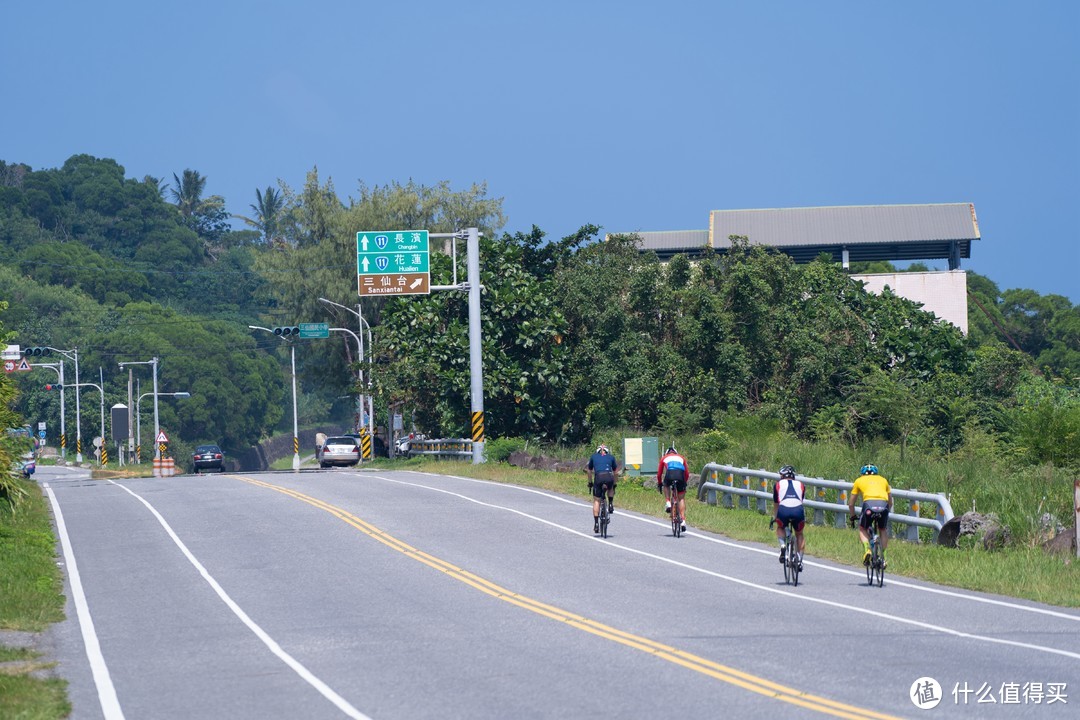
[38,464,1079,719]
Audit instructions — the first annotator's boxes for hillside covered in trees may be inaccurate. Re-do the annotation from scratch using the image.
[1,154,1077,473]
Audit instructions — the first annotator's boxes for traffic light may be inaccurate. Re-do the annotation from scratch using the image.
[45,383,64,390]
[25,347,51,357]
[273,326,300,337]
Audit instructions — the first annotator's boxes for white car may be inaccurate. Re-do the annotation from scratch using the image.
[317,436,360,468]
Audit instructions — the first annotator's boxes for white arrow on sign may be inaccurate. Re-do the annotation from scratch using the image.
[361,257,370,272]
[359,235,370,251]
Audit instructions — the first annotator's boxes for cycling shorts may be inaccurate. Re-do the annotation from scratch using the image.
[859,500,889,531]
[776,506,805,532]
[591,472,616,498]
[662,475,688,494]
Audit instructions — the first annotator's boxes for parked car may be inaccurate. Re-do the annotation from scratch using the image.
[317,436,360,468]
[192,444,224,473]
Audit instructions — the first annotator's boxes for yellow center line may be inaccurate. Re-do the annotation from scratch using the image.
[236,476,900,720]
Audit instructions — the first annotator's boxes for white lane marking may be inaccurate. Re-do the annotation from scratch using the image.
[355,472,1080,661]
[415,471,1080,624]
[44,483,126,720]
[105,480,371,720]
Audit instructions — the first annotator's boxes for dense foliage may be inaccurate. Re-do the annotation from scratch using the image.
[0,154,1077,474]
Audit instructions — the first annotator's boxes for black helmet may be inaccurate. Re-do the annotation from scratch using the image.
[779,465,795,478]
[666,445,677,455]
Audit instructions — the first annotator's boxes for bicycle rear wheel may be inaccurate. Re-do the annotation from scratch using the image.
[865,538,875,586]
[672,508,681,538]
[599,498,609,539]
[874,547,884,587]
[789,538,800,587]
[783,540,792,584]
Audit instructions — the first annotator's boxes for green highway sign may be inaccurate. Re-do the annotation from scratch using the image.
[299,322,329,339]
[356,230,431,296]
[357,253,429,274]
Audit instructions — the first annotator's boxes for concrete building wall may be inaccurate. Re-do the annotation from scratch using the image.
[851,270,968,334]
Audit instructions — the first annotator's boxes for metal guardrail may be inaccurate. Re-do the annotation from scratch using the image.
[403,438,474,458]
[695,463,955,544]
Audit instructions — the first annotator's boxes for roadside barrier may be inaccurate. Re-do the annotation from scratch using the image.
[695,463,954,544]
[403,438,473,459]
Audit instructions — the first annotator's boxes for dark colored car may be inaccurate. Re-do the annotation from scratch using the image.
[192,444,224,473]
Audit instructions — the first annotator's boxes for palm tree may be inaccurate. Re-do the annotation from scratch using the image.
[170,169,208,217]
[234,186,285,244]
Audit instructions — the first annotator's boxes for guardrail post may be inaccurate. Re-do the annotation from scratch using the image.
[907,490,920,543]
[934,503,945,544]
[814,484,826,526]
[757,476,769,513]
[835,489,848,529]
[739,475,750,510]
[706,470,718,506]
[723,473,734,509]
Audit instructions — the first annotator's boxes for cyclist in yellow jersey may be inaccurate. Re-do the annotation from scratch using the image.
[848,464,893,567]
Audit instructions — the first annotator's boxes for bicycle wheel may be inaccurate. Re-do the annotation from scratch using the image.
[865,537,875,586]
[672,507,681,538]
[790,539,800,587]
[783,537,792,585]
[874,547,885,587]
[599,499,609,539]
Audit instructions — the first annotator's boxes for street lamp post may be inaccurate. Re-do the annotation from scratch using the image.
[32,360,66,460]
[329,327,364,451]
[46,347,81,462]
[318,298,374,440]
[118,358,161,460]
[136,391,190,463]
[68,379,105,466]
[249,326,300,471]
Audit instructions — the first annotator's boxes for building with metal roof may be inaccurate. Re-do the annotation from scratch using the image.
[616,203,980,270]
[610,203,980,332]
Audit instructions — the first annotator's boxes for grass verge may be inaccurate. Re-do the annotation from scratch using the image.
[406,459,1080,608]
[0,477,69,719]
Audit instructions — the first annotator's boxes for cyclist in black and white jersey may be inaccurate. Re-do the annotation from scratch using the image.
[772,465,806,570]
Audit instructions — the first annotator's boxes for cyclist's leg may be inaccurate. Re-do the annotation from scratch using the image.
[877,510,890,564]
[858,510,873,564]
[676,481,687,529]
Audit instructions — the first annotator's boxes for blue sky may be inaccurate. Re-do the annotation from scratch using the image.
[3,1,1077,301]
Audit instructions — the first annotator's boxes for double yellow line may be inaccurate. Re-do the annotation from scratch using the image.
[238,476,899,720]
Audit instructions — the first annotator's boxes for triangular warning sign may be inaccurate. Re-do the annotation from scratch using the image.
[156,431,169,443]
[17,358,31,371]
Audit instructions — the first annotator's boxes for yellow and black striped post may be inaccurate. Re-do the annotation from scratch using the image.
[60,434,66,451]
[359,428,372,460]
[293,437,299,456]
[136,445,141,463]
[101,445,108,467]
[77,438,82,457]
[471,411,485,444]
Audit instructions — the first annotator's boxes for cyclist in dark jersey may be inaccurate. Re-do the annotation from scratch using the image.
[586,444,619,534]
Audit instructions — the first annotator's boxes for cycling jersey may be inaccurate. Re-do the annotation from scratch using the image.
[657,452,689,492]
[587,451,618,478]
[772,478,805,508]
[851,474,891,502]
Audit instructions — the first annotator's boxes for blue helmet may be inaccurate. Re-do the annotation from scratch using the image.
[860,464,879,476]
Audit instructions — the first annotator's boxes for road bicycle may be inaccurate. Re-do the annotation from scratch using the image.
[851,512,886,587]
[670,487,684,538]
[597,483,610,539]
[772,519,800,586]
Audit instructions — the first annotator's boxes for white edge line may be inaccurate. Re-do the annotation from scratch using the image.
[45,483,126,720]
[105,480,371,720]
[413,471,1080,623]
[373,472,1080,661]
